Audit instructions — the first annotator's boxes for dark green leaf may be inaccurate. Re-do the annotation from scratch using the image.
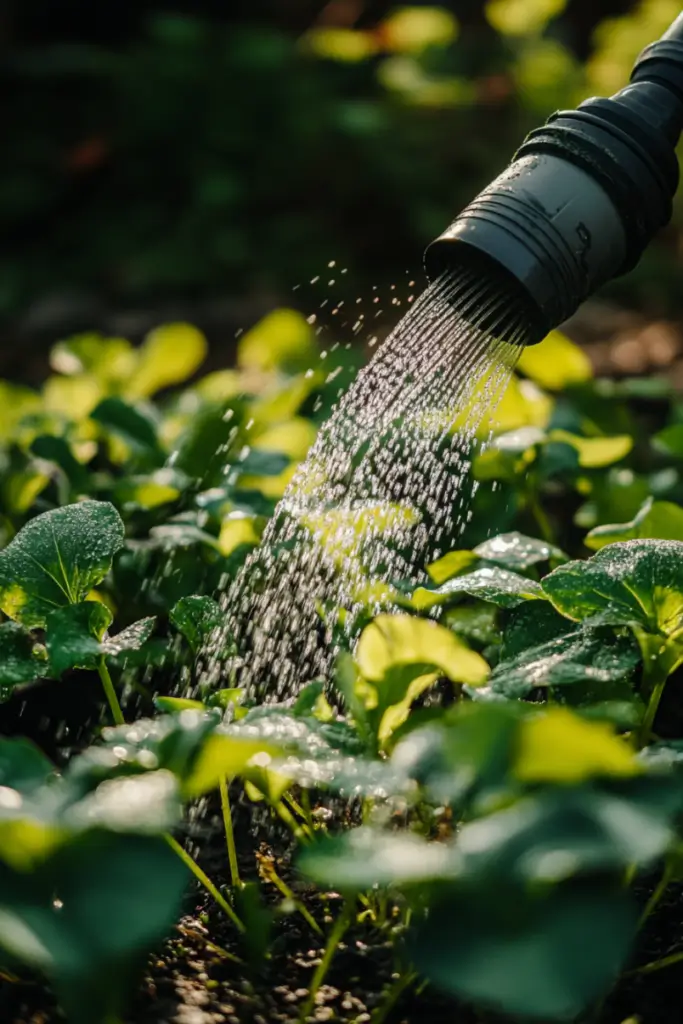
[30,436,89,491]
[170,594,225,654]
[411,883,636,1020]
[0,502,125,628]
[91,396,163,458]
[0,620,49,692]
[0,738,54,794]
[46,601,113,676]
[485,628,640,700]
[542,539,683,636]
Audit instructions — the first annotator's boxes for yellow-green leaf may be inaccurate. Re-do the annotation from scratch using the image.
[427,550,478,585]
[357,614,488,687]
[514,708,641,785]
[585,498,683,550]
[486,0,567,37]
[517,331,592,391]
[128,323,208,398]
[184,736,278,799]
[549,429,633,468]
[238,309,317,373]
[381,7,459,53]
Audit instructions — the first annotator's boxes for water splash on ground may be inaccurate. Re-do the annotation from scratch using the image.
[202,268,529,698]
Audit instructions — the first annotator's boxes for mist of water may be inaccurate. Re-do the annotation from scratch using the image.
[201,267,529,699]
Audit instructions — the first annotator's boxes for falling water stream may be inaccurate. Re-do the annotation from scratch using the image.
[202,267,530,698]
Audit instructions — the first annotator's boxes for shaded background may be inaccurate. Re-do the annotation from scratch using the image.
[2,0,683,376]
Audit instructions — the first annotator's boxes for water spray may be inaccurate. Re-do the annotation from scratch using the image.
[425,14,683,344]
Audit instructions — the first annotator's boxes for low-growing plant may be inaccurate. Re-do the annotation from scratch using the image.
[3,318,683,1024]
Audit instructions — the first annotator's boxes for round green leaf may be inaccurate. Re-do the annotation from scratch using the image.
[0,502,125,628]
[542,539,683,637]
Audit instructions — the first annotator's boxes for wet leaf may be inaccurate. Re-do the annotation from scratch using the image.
[487,628,640,699]
[0,621,49,691]
[300,827,459,890]
[426,549,478,585]
[170,595,225,654]
[0,502,125,628]
[473,532,566,572]
[45,601,113,677]
[101,617,156,657]
[585,497,683,550]
[412,567,544,611]
[542,539,683,637]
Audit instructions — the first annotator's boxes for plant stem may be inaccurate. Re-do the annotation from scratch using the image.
[164,833,245,933]
[371,968,418,1024]
[219,776,241,889]
[636,675,667,749]
[97,657,125,726]
[627,948,683,976]
[299,900,354,1021]
[262,861,322,936]
[526,486,554,545]
[638,866,672,931]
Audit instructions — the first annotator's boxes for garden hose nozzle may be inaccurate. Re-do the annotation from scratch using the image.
[425,14,683,344]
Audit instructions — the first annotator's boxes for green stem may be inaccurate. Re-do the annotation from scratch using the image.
[638,866,672,931]
[526,485,554,545]
[371,968,418,1024]
[219,776,241,889]
[262,862,323,936]
[300,900,354,1021]
[97,657,125,726]
[274,798,310,844]
[282,793,314,841]
[628,948,683,976]
[636,675,667,749]
[164,834,245,933]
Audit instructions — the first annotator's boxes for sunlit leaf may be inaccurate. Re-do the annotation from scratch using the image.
[548,430,632,469]
[585,497,683,550]
[128,323,207,398]
[514,708,641,784]
[0,502,125,628]
[357,614,488,687]
[517,330,591,390]
[238,309,317,373]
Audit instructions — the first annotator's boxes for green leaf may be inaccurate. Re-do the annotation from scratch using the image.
[101,616,156,657]
[63,771,181,834]
[300,827,459,891]
[356,614,489,687]
[542,539,683,637]
[426,550,478,585]
[30,436,90,492]
[653,422,683,458]
[49,832,188,1024]
[412,567,545,611]
[237,309,316,372]
[128,322,208,398]
[473,532,566,571]
[0,501,125,628]
[548,429,633,468]
[170,594,225,654]
[0,738,54,794]
[411,883,636,1020]
[516,330,592,390]
[0,621,48,692]
[155,696,206,713]
[513,708,641,784]
[91,396,163,458]
[45,601,113,677]
[585,497,683,550]
[486,628,640,699]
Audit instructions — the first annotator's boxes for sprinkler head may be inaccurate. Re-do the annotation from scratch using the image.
[425,14,683,345]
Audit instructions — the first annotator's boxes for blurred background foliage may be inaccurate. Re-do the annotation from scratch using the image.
[2,0,683,354]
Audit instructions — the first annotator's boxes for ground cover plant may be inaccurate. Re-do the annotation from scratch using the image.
[2,312,683,1023]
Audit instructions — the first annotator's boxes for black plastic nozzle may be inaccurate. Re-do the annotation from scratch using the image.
[425,14,683,344]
